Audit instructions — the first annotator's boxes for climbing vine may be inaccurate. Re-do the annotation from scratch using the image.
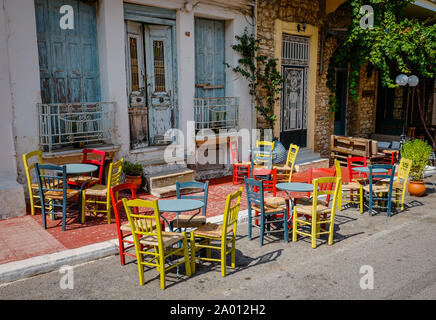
[226,28,284,130]
[327,0,436,115]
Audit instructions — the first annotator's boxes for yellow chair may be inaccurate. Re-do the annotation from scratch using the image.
[81,158,124,224]
[274,144,300,183]
[253,140,275,168]
[23,150,45,215]
[190,188,243,277]
[123,198,191,289]
[292,176,342,249]
[390,158,412,211]
[334,159,363,213]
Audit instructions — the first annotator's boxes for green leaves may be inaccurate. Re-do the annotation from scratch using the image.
[401,139,433,181]
[327,0,435,115]
[226,28,284,129]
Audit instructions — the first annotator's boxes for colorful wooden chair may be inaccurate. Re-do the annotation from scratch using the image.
[35,164,80,231]
[229,139,250,184]
[190,188,243,277]
[68,149,106,188]
[292,176,342,249]
[335,159,363,213]
[171,180,209,231]
[252,140,275,169]
[252,168,278,197]
[363,164,396,217]
[388,158,412,212]
[23,150,45,216]
[81,158,124,224]
[123,198,191,289]
[245,176,289,246]
[274,144,300,183]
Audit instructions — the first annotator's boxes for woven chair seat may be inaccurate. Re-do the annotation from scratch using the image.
[43,189,79,200]
[264,196,286,206]
[273,164,292,170]
[138,231,184,248]
[68,176,99,185]
[294,197,328,206]
[295,204,331,216]
[342,181,364,190]
[84,184,107,196]
[252,202,284,214]
[171,215,206,228]
[192,223,233,238]
[234,161,251,166]
[363,184,391,193]
[380,181,402,189]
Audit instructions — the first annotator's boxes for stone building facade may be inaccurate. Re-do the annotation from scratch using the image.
[255,0,378,157]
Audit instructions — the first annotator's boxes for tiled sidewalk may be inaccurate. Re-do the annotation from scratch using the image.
[0,169,350,266]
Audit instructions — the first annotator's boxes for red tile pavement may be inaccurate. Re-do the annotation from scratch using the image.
[0,168,350,265]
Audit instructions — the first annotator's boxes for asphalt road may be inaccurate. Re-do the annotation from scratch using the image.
[1,188,436,301]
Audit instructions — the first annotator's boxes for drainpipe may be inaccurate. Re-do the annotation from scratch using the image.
[250,0,257,169]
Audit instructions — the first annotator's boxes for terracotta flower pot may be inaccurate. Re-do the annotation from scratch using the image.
[408,180,426,197]
[125,174,142,188]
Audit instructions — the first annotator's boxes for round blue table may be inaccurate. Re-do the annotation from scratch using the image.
[158,199,205,232]
[65,163,98,175]
[276,182,315,226]
[352,167,388,174]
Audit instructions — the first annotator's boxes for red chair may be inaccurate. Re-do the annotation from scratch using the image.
[229,139,250,184]
[347,156,367,183]
[253,168,277,197]
[298,167,336,204]
[68,149,106,188]
[109,183,166,266]
[109,183,138,266]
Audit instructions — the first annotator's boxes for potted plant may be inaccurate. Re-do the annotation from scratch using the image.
[401,139,432,197]
[123,161,143,188]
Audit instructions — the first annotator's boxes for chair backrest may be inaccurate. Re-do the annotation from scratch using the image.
[110,183,139,223]
[368,164,396,191]
[222,188,243,237]
[253,140,275,168]
[82,149,106,183]
[308,166,336,202]
[286,144,300,182]
[123,198,163,248]
[176,180,209,216]
[107,158,124,191]
[397,158,412,184]
[334,159,342,180]
[347,156,367,182]
[35,163,67,206]
[253,168,277,196]
[245,176,264,212]
[23,150,44,189]
[311,176,342,219]
[229,139,239,164]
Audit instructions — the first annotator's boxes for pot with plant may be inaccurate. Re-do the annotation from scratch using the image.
[123,161,143,188]
[401,139,432,197]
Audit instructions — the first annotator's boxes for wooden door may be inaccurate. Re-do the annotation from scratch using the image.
[35,0,100,103]
[195,18,225,99]
[144,24,174,145]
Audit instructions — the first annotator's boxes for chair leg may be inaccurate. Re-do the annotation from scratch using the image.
[220,241,227,277]
[231,237,236,269]
[190,232,196,274]
[137,252,145,286]
[106,198,111,224]
[62,202,66,232]
[248,209,252,240]
[311,214,317,249]
[292,207,297,242]
[81,191,86,224]
[159,250,166,290]
[182,234,191,277]
[283,211,289,243]
[359,187,364,214]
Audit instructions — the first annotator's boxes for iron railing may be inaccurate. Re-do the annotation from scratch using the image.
[194,97,239,132]
[37,102,116,152]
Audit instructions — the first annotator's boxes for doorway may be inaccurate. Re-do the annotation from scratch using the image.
[334,68,348,135]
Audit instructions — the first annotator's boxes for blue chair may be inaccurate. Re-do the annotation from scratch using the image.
[245,176,289,246]
[362,164,396,217]
[35,164,80,231]
[171,180,209,231]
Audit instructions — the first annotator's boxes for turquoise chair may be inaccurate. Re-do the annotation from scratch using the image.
[245,176,289,246]
[363,164,396,217]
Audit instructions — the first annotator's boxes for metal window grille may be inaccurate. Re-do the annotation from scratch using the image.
[194,97,239,132]
[282,34,309,67]
[37,102,116,152]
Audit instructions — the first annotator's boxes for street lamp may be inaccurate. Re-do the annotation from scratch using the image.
[396,74,419,152]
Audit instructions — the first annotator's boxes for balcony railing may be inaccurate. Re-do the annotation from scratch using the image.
[37,102,116,152]
[194,97,239,132]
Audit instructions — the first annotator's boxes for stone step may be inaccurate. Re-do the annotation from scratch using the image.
[148,168,195,198]
[294,158,330,173]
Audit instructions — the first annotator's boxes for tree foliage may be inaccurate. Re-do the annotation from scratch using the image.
[328,0,436,114]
